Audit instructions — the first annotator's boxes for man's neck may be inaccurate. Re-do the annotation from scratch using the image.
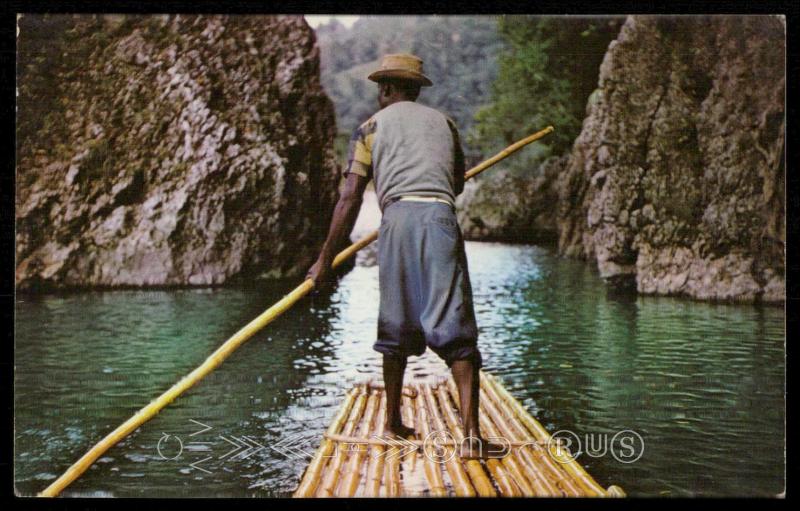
[380,97,414,110]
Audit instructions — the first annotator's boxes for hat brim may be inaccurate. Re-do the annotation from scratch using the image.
[367,69,433,87]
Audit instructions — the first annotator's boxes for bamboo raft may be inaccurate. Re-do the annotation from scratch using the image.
[293,371,625,497]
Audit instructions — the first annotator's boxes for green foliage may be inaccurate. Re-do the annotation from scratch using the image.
[470,16,623,172]
[315,16,505,157]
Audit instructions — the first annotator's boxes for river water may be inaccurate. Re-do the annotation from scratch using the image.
[15,239,785,497]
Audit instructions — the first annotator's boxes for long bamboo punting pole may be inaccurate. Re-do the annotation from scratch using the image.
[481,372,609,496]
[294,386,361,497]
[39,126,554,498]
[415,383,448,497]
[434,385,496,497]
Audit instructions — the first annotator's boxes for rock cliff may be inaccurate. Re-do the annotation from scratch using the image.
[458,16,784,303]
[558,16,785,302]
[16,14,340,291]
[456,155,567,244]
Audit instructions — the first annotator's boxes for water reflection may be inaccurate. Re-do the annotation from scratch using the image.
[15,243,784,497]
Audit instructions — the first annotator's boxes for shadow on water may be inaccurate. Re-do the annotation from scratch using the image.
[15,243,785,497]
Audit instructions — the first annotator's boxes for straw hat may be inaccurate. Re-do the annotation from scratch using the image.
[367,53,433,87]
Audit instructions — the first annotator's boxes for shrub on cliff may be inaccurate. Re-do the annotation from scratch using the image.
[470,16,623,172]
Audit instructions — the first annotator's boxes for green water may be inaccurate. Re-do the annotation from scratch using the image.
[14,242,785,497]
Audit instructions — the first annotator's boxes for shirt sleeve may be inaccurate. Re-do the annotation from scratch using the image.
[446,117,466,196]
[344,117,376,179]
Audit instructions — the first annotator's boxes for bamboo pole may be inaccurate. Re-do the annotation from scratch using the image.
[477,411,533,496]
[401,392,418,474]
[475,394,551,496]
[607,485,626,497]
[478,414,523,497]
[482,372,609,496]
[415,383,447,497]
[336,389,379,496]
[321,433,534,448]
[478,373,580,496]
[382,389,412,497]
[477,378,561,496]
[39,126,554,498]
[316,389,369,497]
[434,384,496,497]
[363,392,387,497]
[464,126,555,180]
[294,386,361,497]
[445,378,522,497]
[478,374,578,496]
[367,381,418,398]
[422,383,476,497]
[383,433,401,497]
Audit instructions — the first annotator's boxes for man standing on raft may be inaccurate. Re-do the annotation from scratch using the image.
[307,54,502,459]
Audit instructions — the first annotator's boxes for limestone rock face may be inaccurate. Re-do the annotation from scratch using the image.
[456,155,567,244]
[16,15,340,291]
[557,16,785,302]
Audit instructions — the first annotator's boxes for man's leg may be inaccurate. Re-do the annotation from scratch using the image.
[451,356,480,437]
[383,354,415,438]
[451,355,505,459]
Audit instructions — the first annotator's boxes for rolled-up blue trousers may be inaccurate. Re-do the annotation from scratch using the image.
[373,200,482,368]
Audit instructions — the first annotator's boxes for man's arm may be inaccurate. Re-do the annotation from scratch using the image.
[306,172,369,286]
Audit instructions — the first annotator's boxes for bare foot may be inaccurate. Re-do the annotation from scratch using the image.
[459,436,508,459]
[384,422,416,439]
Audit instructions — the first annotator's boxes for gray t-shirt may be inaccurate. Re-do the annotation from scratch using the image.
[345,101,466,211]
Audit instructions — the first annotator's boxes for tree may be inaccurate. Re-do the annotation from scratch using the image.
[470,16,623,172]
[314,16,504,161]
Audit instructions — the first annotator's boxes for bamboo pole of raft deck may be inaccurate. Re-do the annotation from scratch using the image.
[316,389,369,497]
[366,381,418,398]
[485,373,612,496]
[475,374,579,496]
[476,378,560,496]
[384,431,401,497]
[39,125,555,498]
[482,372,610,496]
[401,393,418,474]
[469,380,551,497]
[323,433,543,447]
[363,392,387,497]
[477,413,524,497]
[382,390,407,497]
[414,383,447,496]
[434,385,496,497]
[422,383,476,497]
[439,378,521,497]
[484,374,580,497]
[336,388,379,496]
[294,386,361,497]
[477,374,581,497]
